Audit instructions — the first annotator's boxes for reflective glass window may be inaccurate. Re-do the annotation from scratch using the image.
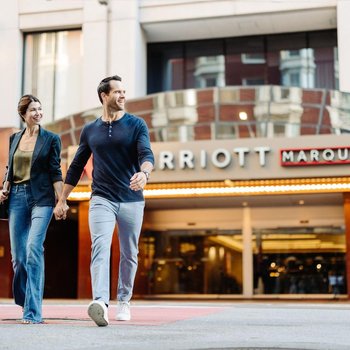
[147,42,184,93]
[23,30,82,122]
[226,36,266,87]
[253,226,346,294]
[185,40,225,89]
[139,230,243,295]
[147,30,337,93]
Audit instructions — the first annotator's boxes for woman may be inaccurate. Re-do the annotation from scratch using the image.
[0,95,64,324]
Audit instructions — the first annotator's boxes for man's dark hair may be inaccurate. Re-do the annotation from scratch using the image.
[97,75,122,104]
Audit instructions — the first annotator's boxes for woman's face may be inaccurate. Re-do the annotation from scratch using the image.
[23,101,43,127]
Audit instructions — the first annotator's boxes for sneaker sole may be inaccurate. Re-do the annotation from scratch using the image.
[88,303,109,327]
[116,316,131,321]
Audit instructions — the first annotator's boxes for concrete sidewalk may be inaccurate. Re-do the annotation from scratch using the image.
[1,299,350,350]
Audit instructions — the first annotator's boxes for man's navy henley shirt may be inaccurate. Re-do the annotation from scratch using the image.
[65,113,154,203]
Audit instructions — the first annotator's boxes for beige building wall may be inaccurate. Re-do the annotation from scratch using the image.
[0,0,347,127]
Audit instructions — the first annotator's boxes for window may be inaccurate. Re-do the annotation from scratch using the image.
[147,30,337,94]
[288,50,300,57]
[23,30,83,122]
[253,226,346,295]
[241,53,266,64]
[204,77,217,87]
[194,55,225,88]
[290,73,300,86]
[140,230,243,295]
[243,77,265,86]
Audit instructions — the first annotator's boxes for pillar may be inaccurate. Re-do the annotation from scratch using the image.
[242,206,253,297]
[342,193,350,299]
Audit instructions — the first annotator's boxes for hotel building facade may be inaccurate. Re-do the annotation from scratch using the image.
[1,0,350,300]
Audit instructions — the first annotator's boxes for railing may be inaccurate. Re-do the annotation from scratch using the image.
[44,85,350,159]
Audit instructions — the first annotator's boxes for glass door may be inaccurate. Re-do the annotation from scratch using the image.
[139,229,243,295]
[253,226,346,295]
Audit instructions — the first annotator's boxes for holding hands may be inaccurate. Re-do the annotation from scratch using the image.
[54,200,70,220]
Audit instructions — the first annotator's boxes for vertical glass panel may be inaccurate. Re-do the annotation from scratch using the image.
[146,30,337,93]
[309,30,338,90]
[334,47,339,90]
[226,36,266,86]
[185,40,225,89]
[280,48,315,88]
[23,30,82,122]
[193,55,225,88]
[140,230,242,295]
[266,33,307,87]
[54,31,82,119]
[24,33,56,118]
[147,42,184,94]
[253,226,346,294]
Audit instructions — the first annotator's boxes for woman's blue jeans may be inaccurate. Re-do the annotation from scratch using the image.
[8,183,53,323]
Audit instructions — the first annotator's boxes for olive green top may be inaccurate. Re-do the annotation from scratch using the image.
[13,148,33,183]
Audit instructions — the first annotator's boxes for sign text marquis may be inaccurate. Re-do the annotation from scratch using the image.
[280,147,350,166]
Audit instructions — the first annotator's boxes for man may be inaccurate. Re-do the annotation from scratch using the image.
[54,75,154,327]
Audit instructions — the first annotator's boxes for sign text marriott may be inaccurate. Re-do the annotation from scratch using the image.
[155,146,350,170]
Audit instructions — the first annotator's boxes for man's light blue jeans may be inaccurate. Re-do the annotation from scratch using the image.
[8,183,53,323]
[89,195,145,305]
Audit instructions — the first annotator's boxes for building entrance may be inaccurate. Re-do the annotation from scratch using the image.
[139,230,243,295]
[137,226,346,297]
[138,197,347,297]
[253,226,346,295]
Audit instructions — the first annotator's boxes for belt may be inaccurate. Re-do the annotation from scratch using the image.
[12,181,30,187]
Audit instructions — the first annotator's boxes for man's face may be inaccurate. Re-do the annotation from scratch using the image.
[105,80,126,112]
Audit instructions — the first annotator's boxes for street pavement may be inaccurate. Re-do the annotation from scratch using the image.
[1,299,350,350]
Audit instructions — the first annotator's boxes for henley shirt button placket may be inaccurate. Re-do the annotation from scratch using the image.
[109,125,112,138]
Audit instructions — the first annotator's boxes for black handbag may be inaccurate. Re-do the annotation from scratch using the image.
[0,169,10,221]
[0,199,9,220]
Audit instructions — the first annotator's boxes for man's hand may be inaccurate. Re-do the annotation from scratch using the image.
[54,201,70,220]
[129,172,148,191]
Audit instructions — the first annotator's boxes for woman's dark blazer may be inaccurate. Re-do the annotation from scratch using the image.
[7,126,63,207]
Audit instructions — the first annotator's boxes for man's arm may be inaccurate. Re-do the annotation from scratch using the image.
[130,119,155,191]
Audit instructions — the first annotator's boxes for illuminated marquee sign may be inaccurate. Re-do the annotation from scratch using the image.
[280,147,350,166]
[157,147,271,169]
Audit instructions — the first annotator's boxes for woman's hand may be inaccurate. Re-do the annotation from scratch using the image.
[0,189,9,203]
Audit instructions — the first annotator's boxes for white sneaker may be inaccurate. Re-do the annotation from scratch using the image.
[87,300,109,327]
[116,301,131,321]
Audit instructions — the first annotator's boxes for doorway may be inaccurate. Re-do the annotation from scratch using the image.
[139,229,243,295]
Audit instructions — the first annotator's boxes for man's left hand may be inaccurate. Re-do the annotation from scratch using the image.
[129,172,147,191]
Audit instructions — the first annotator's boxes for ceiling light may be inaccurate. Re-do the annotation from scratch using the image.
[239,111,248,121]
